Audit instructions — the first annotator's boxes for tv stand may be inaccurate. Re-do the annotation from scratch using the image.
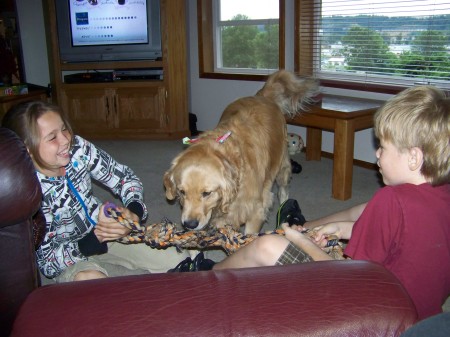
[43,0,189,140]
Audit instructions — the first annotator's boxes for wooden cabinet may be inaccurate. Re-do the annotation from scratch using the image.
[0,88,47,121]
[60,82,167,138]
[43,0,189,140]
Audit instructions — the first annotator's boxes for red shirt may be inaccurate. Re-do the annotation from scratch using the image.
[345,183,450,320]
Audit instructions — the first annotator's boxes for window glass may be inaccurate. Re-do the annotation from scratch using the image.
[297,0,450,90]
[214,0,280,74]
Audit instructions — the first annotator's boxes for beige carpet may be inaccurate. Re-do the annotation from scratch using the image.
[91,139,381,263]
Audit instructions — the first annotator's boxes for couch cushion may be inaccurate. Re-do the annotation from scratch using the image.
[11,260,417,337]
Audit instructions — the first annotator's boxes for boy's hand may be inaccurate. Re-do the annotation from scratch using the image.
[282,223,315,246]
[312,222,347,247]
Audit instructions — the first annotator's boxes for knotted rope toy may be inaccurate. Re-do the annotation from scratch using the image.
[104,203,343,259]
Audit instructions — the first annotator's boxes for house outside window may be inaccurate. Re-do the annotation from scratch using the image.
[296,0,450,91]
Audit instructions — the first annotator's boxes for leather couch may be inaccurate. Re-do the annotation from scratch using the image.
[0,127,418,337]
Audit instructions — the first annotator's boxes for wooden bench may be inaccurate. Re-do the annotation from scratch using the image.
[287,94,384,200]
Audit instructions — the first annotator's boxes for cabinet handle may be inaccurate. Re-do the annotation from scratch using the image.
[105,97,110,120]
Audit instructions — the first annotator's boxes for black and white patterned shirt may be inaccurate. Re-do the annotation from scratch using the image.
[36,136,147,278]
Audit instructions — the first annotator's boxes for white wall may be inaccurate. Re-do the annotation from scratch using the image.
[15,0,49,87]
[16,0,392,164]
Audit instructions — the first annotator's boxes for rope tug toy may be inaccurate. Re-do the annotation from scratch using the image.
[104,203,344,259]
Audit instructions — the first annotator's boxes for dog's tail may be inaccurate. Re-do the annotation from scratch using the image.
[256,70,320,119]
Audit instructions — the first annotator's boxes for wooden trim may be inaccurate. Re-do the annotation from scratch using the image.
[197,0,214,75]
[278,0,286,70]
[320,79,406,95]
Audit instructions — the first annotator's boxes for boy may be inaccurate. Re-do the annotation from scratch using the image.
[210,86,449,320]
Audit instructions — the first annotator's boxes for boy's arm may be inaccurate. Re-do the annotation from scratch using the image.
[303,203,367,230]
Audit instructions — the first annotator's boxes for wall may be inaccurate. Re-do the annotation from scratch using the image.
[16,1,392,164]
[15,0,49,87]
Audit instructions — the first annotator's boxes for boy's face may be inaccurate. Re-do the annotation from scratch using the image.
[376,140,411,186]
[35,111,71,177]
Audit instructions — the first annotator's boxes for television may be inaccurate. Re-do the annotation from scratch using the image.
[55,0,162,63]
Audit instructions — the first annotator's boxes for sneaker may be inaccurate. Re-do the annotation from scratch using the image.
[276,199,306,229]
[168,252,215,272]
[291,159,303,174]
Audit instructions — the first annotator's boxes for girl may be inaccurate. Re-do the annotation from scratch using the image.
[2,100,190,282]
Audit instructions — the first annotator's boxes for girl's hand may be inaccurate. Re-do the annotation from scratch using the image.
[94,204,132,242]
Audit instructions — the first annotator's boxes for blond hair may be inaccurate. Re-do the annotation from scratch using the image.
[374,86,449,185]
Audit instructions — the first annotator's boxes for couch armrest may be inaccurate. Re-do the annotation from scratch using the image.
[0,128,42,337]
[12,260,417,337]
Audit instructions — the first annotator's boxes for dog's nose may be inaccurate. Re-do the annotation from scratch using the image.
[183,219,199,230]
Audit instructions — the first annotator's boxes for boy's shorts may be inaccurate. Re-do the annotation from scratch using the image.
[275,242,313,265]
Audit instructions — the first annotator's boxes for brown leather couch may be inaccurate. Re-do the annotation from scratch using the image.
[0,127,418,337]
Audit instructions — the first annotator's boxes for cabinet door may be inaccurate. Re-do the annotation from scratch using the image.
[114,86,166,131]
[60,87,114,134]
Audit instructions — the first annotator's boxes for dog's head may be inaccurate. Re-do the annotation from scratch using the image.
[163,145,239,230]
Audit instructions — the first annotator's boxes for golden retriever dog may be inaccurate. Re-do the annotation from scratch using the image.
[163,70,318,234]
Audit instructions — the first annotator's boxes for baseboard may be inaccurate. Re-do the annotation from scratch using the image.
[304,148,378,171]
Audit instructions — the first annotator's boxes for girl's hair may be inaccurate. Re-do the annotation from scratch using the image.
[1,100,74,171]
[374,86,450,185]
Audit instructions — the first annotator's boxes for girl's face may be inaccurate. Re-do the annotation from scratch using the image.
[375,140,411,186]
[35,111,71,176]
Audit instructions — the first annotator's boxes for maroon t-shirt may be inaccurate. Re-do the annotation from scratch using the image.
[345,183,450,320]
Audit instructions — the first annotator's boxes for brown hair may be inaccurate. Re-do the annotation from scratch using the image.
[374,86,450,185]
[1,100,74,171]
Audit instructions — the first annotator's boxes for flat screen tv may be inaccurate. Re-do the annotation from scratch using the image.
[55,0,162,63]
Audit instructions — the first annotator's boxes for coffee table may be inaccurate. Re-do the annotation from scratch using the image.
[286,94,384,200]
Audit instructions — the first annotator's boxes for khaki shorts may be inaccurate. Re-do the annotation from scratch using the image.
[44,242,193,283]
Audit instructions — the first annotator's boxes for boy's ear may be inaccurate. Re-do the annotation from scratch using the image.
[408,147,424,170]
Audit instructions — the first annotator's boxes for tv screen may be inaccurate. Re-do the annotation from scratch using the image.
[55,0,162,63]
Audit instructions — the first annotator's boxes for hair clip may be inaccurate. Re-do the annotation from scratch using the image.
[216,131,232,143]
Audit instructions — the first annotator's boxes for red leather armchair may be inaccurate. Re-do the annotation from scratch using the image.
[0,127,418,337]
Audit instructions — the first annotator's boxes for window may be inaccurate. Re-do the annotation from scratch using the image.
[296,0,450,92]
[198,0,284,80]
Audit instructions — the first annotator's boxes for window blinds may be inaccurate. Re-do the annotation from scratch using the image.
[296,0,450,89]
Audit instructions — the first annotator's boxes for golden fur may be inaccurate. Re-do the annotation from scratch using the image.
[164,70,318,234]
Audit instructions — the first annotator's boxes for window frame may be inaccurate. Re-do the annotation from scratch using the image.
[197,0,285,81]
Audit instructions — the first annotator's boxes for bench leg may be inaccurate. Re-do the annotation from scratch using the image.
[306,127,322,161]
[332,119,354,200]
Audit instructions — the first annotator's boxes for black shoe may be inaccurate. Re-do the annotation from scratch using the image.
[276,199,306,229]
[291,159,302,174]
[168,252,215,272]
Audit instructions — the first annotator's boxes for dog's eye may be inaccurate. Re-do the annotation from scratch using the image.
[202,191,211,198]
[178,189,185,196]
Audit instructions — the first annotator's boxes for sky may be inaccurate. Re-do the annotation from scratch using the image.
[220,0,450,20]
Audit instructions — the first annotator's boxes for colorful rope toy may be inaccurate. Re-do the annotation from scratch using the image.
[104,203,343,259]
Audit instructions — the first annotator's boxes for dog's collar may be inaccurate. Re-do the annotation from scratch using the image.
[183,131,232,145]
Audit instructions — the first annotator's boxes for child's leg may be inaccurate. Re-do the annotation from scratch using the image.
[97,242,191,273]
[213,234,290,270]
[54,260,109,283]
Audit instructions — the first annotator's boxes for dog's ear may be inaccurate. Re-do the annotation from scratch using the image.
[217,155,239,214]
[163,170,177,200]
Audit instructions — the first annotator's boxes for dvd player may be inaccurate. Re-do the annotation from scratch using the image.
[114,69,163,80]
[64,72,114,84]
